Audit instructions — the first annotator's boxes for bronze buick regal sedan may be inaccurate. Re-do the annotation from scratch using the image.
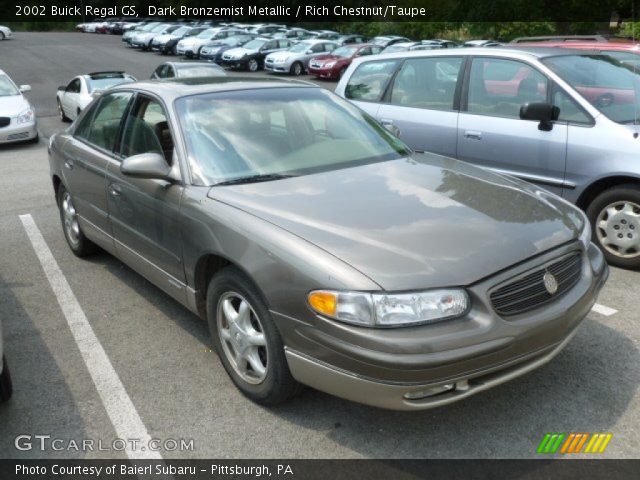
[48,78,608,410]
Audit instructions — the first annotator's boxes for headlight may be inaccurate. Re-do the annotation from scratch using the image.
[16,108,34,124]
[579,211,592,248]
[325,61,336,68]
[308,289,469,327]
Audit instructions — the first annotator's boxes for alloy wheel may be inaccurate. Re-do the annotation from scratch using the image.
[248,59,259,72]
[596,200,640,258]
[61,192,80,247]
[216,291,268,385]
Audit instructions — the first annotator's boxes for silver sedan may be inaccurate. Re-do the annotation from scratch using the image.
[264,39,338,75]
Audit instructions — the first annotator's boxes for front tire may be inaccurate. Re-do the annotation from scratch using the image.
[206,267,301,406]
[58,185,98,257]
[247,58,259,72]
[290,61,303,76]
[587,184,640,269]
[0,356,13,403]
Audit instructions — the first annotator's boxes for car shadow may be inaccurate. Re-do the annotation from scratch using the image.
[0,273,90,459]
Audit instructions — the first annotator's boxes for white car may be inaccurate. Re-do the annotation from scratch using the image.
[0,69,37,144]
[56,71,136,122]
[176,28,245,58]
[0,25,13,40]
[0,316,12,403]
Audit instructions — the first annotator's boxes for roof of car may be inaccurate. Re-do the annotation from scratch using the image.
[113,77,316,99]
[364,45,604,62]
[514,41,640,52]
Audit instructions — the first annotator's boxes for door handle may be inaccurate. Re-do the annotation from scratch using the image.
[64,159,74,170]
[108,184,122,197]
[464,130,483,140]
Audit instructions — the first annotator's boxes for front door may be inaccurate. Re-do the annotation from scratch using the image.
[457,57,567,195]
[105,94,186,302]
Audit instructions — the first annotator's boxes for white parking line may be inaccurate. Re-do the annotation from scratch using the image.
[19,214,162,460]
[592,303,618,317]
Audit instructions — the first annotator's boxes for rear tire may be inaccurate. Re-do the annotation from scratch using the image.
[58,99,70,122]
[0,32,5,41]
[586,184,640,270]
[0,356,13,403]
[58,185,98,257]
[206,267,302,406]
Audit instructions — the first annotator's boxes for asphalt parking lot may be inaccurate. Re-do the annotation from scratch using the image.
[0,32,639,459]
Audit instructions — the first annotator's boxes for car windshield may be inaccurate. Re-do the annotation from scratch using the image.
[172,26,189,36]
[176,87,410,186]
[86,76,135,93]
[543,54,640,124]
[177,66,225,78]
[371,37,389,46]
[151,24,168,33]
[222,36,246,45]
[197,29,216,39]
[242,39,266,50]
[382,45,409,53]
[0,75,19,96]
[332,46,357,58]
[289,42,312,53]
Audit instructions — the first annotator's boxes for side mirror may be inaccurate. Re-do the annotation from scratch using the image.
[19,85,32,93]
[121,153,171,179]
[520,102,560,131]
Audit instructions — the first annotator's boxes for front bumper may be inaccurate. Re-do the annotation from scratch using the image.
[308,66,338,78]
[264,62,291,73]
[279,242,609,410]
[220,58,248,69]
[0,120,37,144]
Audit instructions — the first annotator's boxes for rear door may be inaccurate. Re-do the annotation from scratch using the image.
[61,91,134,249]
[376,56,464,156]
[456,56,568,195]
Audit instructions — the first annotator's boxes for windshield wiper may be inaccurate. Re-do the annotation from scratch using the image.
[213,173,296,186]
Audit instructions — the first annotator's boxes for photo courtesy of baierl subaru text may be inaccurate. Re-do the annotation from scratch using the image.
[0,0,638,478]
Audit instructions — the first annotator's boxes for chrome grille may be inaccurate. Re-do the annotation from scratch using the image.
[490,252,583,316]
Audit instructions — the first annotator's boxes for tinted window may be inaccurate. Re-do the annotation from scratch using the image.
[82,92,132,151]
[68,79,81,93]
[390,57,463,110]
[468,58,548,118]
[120,97,174,163]
[345,60,398,102]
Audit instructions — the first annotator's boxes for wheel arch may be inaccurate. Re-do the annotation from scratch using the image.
[577,175,640,211]
[192,252,269,319]
[52,174,62,206]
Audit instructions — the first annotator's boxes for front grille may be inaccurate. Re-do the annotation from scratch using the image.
[0,117,10,128]
[490,252,583,316]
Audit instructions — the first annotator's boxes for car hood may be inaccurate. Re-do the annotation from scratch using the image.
[267,50,297,61]
[207,155,583,290]
[0,95,29,116]
[225,47,256,57]
[311,54,341,63]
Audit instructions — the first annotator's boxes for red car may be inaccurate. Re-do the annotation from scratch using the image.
[308,43,383,80]
[516,41,640,66]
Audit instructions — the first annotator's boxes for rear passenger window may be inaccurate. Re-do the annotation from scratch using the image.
[390,57,463,110]
[467,58,548,118]
[345,60,398,102]
[81,92,132,152]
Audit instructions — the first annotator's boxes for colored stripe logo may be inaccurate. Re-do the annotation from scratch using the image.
[537,433,612,454]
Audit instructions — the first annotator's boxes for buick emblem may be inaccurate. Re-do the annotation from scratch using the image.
[543,272,559,295]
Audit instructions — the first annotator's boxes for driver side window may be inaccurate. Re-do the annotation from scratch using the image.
[67,79,81,93]
[120,96,175,164]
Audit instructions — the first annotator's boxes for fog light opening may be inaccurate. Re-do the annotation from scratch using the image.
[404,383,455,400]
